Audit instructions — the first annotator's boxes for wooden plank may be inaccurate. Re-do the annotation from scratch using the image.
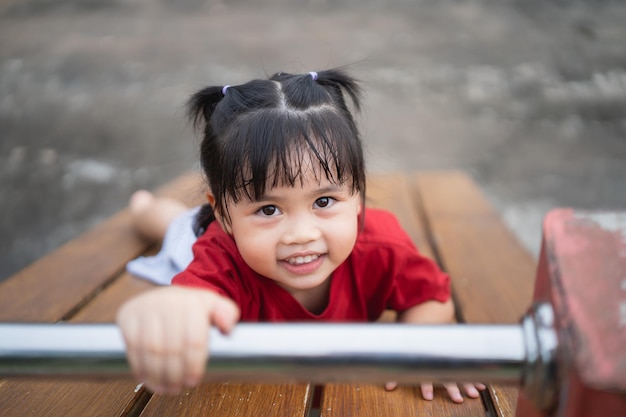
[489,386,520,417]
[426,219,534,323]
[414,171,537,417]
[320,172,487,417]
[139,383,312,417]
[366,173,435,260]
[70,271,157,323]
[153,172,206,207]
[412,171,495,217]
[0,379,148,417]
[322,385,484,417]
[413,171,534,321]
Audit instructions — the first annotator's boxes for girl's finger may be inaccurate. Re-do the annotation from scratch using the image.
[161,311,186,393]
[443,382,463,403]
[420,383,434,400]
[208,294,240,334]
[461,382,480,398]
[384,381,398,391]
[183,303,210,388]
[141,316,167,393]
[120,313,145,383]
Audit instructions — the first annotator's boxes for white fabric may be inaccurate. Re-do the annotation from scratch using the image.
[126,206,200,285]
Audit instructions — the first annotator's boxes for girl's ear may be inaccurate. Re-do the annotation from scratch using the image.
[206,192,233,235]
[206,192,216,207]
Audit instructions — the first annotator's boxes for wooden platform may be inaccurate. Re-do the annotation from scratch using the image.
[0,170,537,417]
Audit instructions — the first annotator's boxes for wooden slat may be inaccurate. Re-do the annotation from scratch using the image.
[414,171,534,321]
[139,383,312,417]
[423,219,535,323]
[489,386,520,417]
[153,172,206,207]
[70,271,157,323]
[0,379,147,417]
[322,385,484,417]
[414,171,537,417]
[320,172,487,417]
[367,173,435,260]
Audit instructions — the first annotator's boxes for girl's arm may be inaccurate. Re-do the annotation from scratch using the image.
[116,286,240,394]
[389,299,487,403]
[397,298,455,324]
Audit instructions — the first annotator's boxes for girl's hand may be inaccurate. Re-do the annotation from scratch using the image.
[116,286,240,394]
[390,299,485,402]
[385,381,487,403]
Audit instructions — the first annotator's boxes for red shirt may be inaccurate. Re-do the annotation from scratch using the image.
[173,208,450,322]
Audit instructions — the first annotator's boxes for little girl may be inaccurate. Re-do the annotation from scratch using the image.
[117,68,485,402]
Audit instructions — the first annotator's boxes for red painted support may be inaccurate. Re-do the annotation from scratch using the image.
[517,209,626,417]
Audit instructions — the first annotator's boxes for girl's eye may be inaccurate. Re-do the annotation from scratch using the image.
[257,205,281,217]
[315,197,335,209]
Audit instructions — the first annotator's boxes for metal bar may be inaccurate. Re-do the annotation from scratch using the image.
[0,323,525,384]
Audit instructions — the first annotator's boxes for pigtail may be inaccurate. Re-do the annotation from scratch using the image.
[315,68,362,112]
[186,85,225,130]
[192,203,215,236]
[186,85,225,233]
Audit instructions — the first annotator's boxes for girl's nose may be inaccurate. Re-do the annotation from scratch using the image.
[282,213,322,245]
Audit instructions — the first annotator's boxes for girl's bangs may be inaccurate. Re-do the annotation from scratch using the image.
[224,110,361,203]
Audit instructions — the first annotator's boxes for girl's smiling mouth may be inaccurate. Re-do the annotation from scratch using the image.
[281,253,325,275]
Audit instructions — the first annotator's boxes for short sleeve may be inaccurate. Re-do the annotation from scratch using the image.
[171,223,242,305]
[386,245,451,312]
[355,209,451,313]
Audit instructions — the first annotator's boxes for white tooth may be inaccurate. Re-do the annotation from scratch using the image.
[287,255,319,265]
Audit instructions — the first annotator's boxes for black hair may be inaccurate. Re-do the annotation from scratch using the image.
[187,68,366,231]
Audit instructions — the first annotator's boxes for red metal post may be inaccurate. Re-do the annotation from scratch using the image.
[516,209,626,417]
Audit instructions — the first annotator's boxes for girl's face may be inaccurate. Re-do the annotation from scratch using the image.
[221,165,362,306]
